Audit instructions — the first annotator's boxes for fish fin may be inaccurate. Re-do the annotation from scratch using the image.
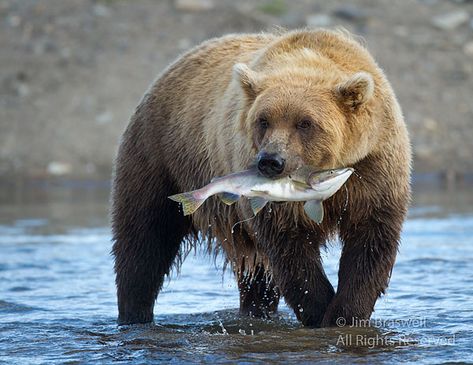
[249,197,268,215]
[291,180,311,190]
[219,192,240,205]
[304,200,324,224]
[168,192,205,216]
[250,189,270,195]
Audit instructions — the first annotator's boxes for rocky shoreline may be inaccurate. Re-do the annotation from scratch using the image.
[1,0,472,180]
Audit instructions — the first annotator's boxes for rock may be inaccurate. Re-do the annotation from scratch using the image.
[423,118,438,132]
[93,4,111,18]
[431,11,469,30]
[177,38,192,50]
[60,47,71,60]
[7,15,21,27]
[393,25,408,37]
[257,0,287,16]
[470,17,473,30]
[333,5,369,22]
[174,0,214,12]
[306,14,332,27]
[464,41,473,57]
[280,12,303,28]
[415,145,433,160]
[85,163,97,174]
[16,71,28,82]
[47,161,72,176]
[33,38,58,55]
[16,83,30,98]
[96,111,113,125]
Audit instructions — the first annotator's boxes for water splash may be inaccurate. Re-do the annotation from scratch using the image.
[231,215,256,234]
[218,320,228,335]
[337,185,350,226]
[2,185,473,364]
[353,170,363,180]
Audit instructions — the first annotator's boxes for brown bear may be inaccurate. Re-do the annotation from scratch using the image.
[111,29,411,327]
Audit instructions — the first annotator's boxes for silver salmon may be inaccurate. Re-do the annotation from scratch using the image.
[169,167,353,223]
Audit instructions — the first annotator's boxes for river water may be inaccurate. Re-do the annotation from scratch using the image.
[0,181,472,364]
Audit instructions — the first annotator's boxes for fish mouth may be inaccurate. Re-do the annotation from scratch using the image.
[332,167,354,178]
[318,167,354,181]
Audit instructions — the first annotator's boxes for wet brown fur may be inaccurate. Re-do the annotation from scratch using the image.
[111,29,411,327]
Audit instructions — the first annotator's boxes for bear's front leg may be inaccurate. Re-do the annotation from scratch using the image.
[112,169,189,325]
[321,206,404,327]
[111,131,191,325]
[238,264,280,318]
[263,230,335,327]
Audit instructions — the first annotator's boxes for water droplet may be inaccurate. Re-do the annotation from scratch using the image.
[304,290,308,294]
[219,320,228,335]
[299,308,304,312]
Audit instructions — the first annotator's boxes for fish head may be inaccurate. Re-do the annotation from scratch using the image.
[308,167,354,196]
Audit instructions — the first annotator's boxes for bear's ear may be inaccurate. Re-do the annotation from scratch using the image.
[334,72,374,111]
[233,63,261,99]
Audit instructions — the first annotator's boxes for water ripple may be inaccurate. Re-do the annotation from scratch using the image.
[0,190,472,364]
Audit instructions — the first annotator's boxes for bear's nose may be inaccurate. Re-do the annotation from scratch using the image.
[257,152,285,178]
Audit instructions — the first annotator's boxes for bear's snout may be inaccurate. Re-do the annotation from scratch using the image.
[257,152,285,178]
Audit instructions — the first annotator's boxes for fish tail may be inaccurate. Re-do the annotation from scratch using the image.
[168,191,205,216]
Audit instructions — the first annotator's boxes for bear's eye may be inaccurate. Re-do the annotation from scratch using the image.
[257,117,269,129]
[296,119,312,130]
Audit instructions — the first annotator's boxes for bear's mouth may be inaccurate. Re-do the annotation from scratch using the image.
[247,162,296,180]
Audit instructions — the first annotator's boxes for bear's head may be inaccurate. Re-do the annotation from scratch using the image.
[233,52,381,178]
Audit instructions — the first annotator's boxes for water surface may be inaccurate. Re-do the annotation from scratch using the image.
[0,182,472,364]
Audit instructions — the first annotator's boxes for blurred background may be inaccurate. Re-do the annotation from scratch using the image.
[1,1,473,364]
[0,0,473,182]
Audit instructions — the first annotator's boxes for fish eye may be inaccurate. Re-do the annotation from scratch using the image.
[296,119,312,130]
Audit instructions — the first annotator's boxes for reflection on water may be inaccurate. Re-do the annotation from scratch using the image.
[0,181,472,364]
